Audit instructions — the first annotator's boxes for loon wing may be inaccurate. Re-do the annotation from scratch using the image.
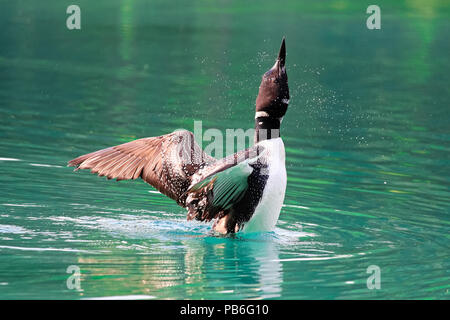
[187,159,253,218]
[68,130,215,205]
[184,145,265,233]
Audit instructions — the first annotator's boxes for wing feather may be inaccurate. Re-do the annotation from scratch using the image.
[68,130,215,204]
[185,158,255,222]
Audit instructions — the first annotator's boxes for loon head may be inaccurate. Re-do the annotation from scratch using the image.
[255,37,289,120]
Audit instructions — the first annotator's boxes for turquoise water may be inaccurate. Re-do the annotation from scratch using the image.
[0,0,449,299]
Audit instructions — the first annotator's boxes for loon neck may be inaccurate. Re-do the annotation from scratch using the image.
[254,111,282,144]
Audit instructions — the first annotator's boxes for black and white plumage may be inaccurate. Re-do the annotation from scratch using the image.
[68,38,290,234]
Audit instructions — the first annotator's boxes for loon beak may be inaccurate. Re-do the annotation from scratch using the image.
[277,37,286,68]
[268,37,287,77]
[272,37,286,77]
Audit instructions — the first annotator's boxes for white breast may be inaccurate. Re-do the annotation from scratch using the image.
[241,138,287,233]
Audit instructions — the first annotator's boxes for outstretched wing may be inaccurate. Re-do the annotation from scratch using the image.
[68,130,215,205]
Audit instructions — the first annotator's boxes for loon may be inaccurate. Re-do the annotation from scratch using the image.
[68,38,290,234]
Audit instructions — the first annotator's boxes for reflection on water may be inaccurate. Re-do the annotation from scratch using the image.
[71,214,286,299]
[0,0,449,299]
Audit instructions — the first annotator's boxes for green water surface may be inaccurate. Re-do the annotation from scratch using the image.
[0,0,449,299]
